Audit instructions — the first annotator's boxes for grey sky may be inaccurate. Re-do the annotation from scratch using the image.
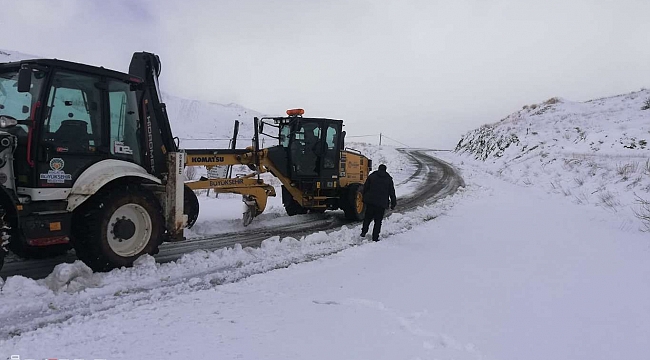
[2,0,649,148]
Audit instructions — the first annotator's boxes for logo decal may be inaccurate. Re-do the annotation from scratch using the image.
[50,158,65,171]
[41,158,72,184]
[208,178,244,187]
[190,156,225,164]
[146,114,155,173]
[114,141,134,155]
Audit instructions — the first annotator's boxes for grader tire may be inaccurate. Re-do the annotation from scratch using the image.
[341,184,366,221]
[282,186,307,216]
[72,185,163,272]
[184,185,200,229]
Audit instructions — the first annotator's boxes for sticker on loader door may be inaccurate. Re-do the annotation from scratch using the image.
[114,141,134,155]
[40,157,72,184]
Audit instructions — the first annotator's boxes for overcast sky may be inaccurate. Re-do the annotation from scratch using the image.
[2,0,649,148]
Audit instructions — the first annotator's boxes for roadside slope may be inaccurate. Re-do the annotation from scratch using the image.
[455,90,650,230]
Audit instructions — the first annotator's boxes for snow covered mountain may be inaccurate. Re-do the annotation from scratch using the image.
[456,91,649,158]
[455,90,650,230]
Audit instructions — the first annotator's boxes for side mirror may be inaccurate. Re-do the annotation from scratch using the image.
[154,55,162,76]
[258,120,264,135]
[340,130,346,150]
[17,67,32,93]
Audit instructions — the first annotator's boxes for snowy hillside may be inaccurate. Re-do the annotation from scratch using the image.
[0,49,38,62]
[162,92,262,148]
[455,90,650,230]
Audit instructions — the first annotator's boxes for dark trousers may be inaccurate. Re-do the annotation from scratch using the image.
[362,204,386,241]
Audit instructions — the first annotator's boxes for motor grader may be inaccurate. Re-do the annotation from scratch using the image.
[0,52,371,272]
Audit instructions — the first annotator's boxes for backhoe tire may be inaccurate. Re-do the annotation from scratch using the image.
[184,185,199,229]
[282,186,307,216]
[341,184,366,221]
[72,185,163,272]
[7,242,71,260]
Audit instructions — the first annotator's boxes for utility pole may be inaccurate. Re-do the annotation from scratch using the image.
[379,133,382,145]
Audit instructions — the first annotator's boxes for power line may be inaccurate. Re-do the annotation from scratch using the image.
[179,138,230,141]
[181,133,411,147]
[347,134,379,138]
[381,134,411,148]
[178,137,249,141]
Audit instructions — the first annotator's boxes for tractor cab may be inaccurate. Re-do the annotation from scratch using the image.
[0,59,147,194]
[0,52,179,200]
[260,109,344,190]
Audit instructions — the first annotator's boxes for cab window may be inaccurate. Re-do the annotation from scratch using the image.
[279,124,290,147]
[325,125,338,150]
[323,124,338,169]
[42,71,102,152]
[0,68,46,133]
[108,80,142,164]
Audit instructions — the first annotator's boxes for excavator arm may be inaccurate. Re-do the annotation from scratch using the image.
[129,52,178,178]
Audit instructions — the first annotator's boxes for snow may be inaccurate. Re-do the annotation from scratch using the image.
[2,151,649,359]
[2,50,650,359]
[163,91,263,149]
[455,90,650,231]
[186,143,415,237]
[0,49,38,62]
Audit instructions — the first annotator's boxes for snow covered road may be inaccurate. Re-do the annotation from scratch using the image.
[0,149,461,280]
[2,150,648,360]
[0,149,464,346]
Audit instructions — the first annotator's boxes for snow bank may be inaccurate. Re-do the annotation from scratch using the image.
[0,191,456,340]
[0,195,451,297]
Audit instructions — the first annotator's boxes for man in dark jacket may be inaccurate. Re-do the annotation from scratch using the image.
[361,164,397,241]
